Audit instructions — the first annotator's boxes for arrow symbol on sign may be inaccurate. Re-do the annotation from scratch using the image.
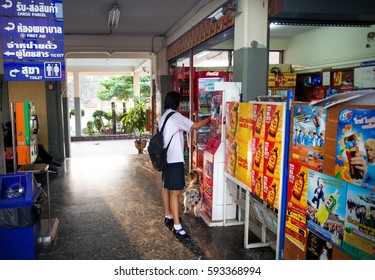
[4,51,15,56]
[1,1,13,9]
[4,23,15,31]
[9,69,20,77]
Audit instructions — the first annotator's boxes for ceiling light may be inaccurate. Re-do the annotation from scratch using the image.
[108,4,120,29]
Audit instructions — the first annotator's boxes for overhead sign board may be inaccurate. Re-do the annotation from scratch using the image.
[0,17,64,40]
[2,39,64,60]
[0,0,63,18]
[0,0,65,81]
[4,61,65,81]
[1,0,65,82]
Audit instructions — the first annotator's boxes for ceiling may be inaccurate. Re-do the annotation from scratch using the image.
[64,0,215,73]
[62,0,317,73]
[62,0,316,39]
[63,0,205,37]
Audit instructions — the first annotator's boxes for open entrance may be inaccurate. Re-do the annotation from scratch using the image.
[65,53,152,157]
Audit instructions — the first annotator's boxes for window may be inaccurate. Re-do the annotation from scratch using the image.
[269,51,283,64]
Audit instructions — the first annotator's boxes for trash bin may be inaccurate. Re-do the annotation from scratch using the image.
[0,172,42,260]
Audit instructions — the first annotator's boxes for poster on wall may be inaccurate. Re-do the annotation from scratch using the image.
[265,104,284,142]
[226,102,239,140]
[263,103,283,209]
[250,102,286,210]
[306,230,333,260]
[291,105,326,172]
[342,183,375,260]
[306,170,346,248]
[354,66,375,89]
[224,102,253,188]
[334,108,375,189]
[285,161,309,250]
[225,102,238,176]
[234,103,253,187]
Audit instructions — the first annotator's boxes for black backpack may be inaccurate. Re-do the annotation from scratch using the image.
[148,112,175,171]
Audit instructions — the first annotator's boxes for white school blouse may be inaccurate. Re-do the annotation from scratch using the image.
[158,109,193,164]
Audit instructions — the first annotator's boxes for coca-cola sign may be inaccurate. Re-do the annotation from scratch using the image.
[206,71,219,77]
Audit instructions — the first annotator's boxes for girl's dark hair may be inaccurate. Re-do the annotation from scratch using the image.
[164,91,181,110]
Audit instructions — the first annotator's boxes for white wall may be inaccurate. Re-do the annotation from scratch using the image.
[281,26,375,73]
[269,37,290,51]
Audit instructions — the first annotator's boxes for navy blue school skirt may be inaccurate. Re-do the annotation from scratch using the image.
[162,162,185,190]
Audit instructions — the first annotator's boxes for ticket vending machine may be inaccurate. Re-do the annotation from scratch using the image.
[15,102,39,165]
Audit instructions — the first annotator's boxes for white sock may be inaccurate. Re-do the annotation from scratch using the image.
[174,224,186,235]
[165,214,173,220]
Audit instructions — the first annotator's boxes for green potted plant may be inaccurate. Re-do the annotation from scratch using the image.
[122,99,147,154]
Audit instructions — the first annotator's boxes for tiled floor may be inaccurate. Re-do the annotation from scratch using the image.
[36,140,275,260]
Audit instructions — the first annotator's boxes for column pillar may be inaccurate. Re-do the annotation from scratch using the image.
[61,81,70,157]
[134,71,140,100]
[154,46,169,133]
[73,71,82,136]
[45,81,65,160]
[233,0,269,101]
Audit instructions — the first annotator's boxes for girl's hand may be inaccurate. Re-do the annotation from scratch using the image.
[351,151,367,175]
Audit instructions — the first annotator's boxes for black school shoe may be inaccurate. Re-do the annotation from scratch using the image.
[172,227,190,239]
[164,217,174,231]
[48,164,58,174]
[51,159,62,167]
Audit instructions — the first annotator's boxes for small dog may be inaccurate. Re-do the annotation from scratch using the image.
[183,169,202,217]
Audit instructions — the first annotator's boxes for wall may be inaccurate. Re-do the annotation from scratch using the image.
[8,81,48,147]
[165,0,227,46]
[269,37,289,51]
[283,26,375,73]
